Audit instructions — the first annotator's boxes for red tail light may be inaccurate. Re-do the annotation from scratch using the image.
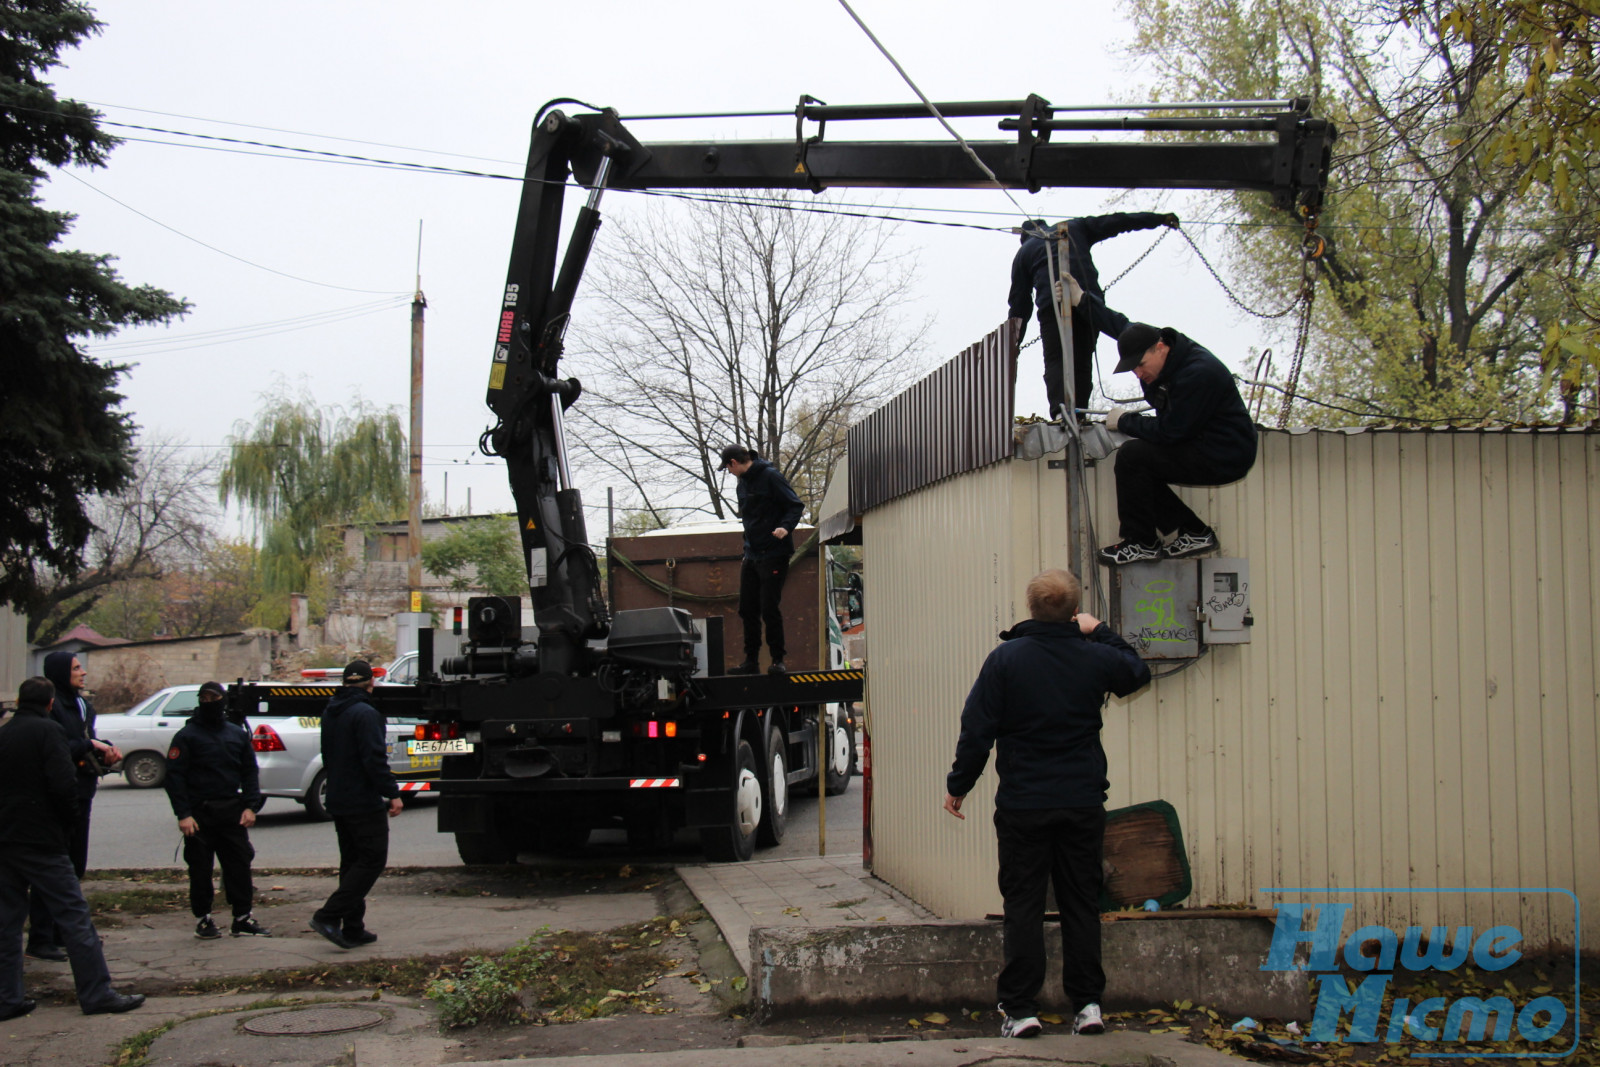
[413,722,459,741]
[252,724,287,753]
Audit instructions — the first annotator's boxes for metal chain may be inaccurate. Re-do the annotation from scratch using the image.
[1176,228,1303,319]
[1101,228,1171,290]
[1274,275,1318,429]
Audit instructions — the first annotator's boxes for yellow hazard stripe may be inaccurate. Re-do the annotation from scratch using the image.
[785,670,863,683]
[264,687,335,697]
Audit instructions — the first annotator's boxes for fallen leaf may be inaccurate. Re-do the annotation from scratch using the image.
[619,865,634,877]
[1039,1012,1063,1024]
[923,1012,949,1025]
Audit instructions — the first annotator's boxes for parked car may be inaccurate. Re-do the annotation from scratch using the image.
[93,654,434,817]
[94,685,203,789]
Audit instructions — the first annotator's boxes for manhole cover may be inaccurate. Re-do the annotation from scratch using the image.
[243,1006,386,1036]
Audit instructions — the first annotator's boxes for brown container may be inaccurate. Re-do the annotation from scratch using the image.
[607,526,822,673]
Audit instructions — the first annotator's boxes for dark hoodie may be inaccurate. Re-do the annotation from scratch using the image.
[1008,213,1170,323]
[0,697,79,852]
[319,685,399,817]
[947,619,1150,810]
[43,649,100,796]
[735,455,805,562]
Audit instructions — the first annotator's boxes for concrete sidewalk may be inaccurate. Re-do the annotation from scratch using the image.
[676,852,934,975]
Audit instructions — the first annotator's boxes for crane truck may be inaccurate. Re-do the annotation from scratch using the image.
[233,94,1335,863]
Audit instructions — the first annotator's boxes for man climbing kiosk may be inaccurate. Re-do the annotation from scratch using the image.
[1074,294,1258,566]
[1007,212,1177,418]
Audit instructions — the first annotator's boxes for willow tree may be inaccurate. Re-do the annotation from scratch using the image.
[219,393,406,602]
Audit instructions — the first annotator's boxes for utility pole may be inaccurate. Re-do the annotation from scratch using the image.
[408,222,427,613]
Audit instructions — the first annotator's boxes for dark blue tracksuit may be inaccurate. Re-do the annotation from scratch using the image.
[948,618,1150,1017]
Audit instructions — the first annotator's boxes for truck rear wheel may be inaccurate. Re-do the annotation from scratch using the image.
[758,719,788,846]
[825,708,856,796]
[455,830,518,865]
[699,738,760,862]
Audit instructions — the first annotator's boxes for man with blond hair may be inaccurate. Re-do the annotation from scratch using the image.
[944,569,1149,1039]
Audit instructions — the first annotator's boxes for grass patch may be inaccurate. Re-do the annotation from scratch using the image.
[83,869,187,884]
[88,888,289,928]
[179,956,451,998]
[828,897,870,909]
[423,913,691,1031]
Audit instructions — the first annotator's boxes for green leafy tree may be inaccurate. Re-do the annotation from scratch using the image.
[1123,0,1598,424]
[0,0,188,610]
[1424,0,1600,408]
[420,516,525,596]
[219,391,406,608]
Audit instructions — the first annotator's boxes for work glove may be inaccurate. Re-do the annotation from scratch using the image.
[1106,406,1128,432]
[1162,213,1180,228]
[1052,274,1084,309]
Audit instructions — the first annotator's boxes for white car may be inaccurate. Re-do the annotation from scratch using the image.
[93,655,434,817]
[94,684,204,789]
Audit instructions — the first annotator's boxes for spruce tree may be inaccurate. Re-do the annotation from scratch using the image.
[0,1,187,610]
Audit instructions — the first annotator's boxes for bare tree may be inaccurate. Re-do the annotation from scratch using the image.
[28,435,217,644]
[567,195,930,526]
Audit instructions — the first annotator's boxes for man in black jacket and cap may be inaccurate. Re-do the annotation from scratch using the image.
[1086,304,1258,565]
[25,652,119,962]
[310,661,401,949]
[944,570,1149,1039]
[166,681,270,941]
[0,677,144,1018]
[1008,212,1178,418]
[718,444,805,676]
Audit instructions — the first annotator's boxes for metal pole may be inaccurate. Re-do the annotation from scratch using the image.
[818,543,827,856]
[1047,229,1085,582]
[408,222,427,608]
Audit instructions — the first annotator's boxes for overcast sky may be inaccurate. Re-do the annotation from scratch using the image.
[44,0,1289,528]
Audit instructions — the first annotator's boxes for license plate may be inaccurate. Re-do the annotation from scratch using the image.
[407,739,475,755]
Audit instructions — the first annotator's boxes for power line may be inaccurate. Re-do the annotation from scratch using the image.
[84,297,412,356]
[90,297,408,349]
[59,170,407,295]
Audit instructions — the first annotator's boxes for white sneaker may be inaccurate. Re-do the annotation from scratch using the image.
[1000,1012,1042,1038]
[1073,1002,1105,1035]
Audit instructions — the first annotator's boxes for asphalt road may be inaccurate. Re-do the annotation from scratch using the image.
[87,772,865,870]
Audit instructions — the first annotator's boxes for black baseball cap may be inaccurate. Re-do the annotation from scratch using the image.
[342,659,374,685]
[717,444,750,470]
[1115,323,1165,373]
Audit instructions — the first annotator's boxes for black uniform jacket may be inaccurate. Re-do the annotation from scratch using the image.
[1115,331,1258,477]
[319,687,399,817]
[1009,213,1169,321]
[735,456,805,562]
[165,715,263,820]
[0,702,80,853]
[947,620,1150,810]
[42,650,101,797]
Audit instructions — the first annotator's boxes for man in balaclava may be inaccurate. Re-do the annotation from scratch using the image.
[164,682,270,940]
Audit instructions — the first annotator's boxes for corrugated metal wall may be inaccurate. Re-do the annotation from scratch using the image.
[862,429,1599,950]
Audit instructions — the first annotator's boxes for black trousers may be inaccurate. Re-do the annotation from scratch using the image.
[185,803,256,918]
[994,805,1107,1017]
[739,556,790,662]
[313,809,389,934]
[1,846,115,1012]
[27,791,91,948]
[1114,438,1251,544]
[1034,305,1096,416]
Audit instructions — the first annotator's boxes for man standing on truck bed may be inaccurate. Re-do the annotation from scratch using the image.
[718,444,804,676]
[310,661,401,950]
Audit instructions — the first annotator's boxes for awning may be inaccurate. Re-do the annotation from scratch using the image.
[815,454,860,545]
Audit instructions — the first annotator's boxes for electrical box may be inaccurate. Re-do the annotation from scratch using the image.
[1198,558,1252,644]
[1111,560,1200,660]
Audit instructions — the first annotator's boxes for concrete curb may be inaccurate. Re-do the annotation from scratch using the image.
[750,917,1309,1020]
